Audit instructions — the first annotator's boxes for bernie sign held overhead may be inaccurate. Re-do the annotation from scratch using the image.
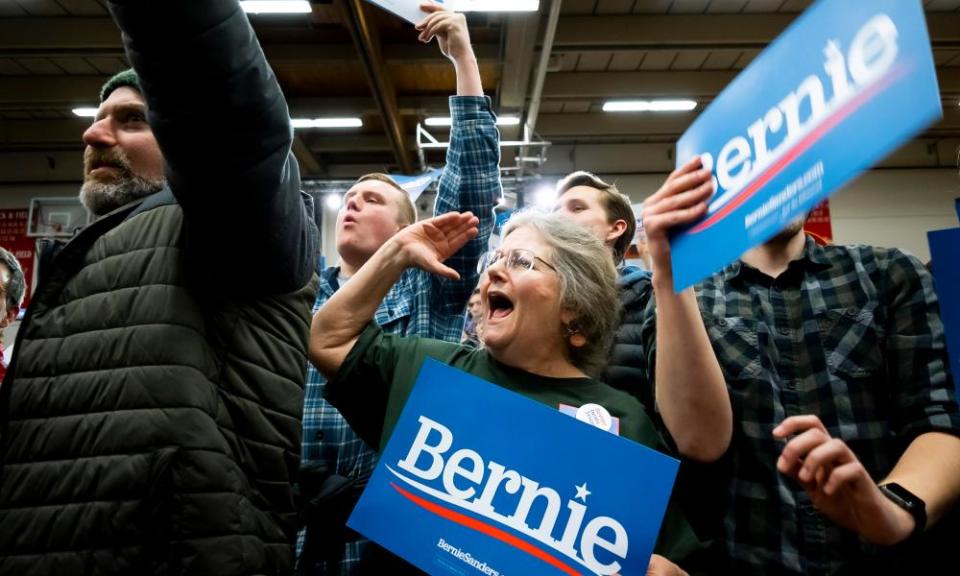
[670,0,943,290]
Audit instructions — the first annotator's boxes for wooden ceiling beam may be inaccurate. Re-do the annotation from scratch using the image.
[338,0,412,173]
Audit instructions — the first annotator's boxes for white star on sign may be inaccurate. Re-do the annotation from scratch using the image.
[575,482,591,502]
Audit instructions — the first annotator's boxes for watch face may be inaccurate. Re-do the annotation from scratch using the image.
[881,483,922,510]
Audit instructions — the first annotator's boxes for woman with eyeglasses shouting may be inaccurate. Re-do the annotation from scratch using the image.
[311,203,721,573]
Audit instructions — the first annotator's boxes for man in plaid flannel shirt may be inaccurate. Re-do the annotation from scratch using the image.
[297,5,500,574]
[636,183,960,574]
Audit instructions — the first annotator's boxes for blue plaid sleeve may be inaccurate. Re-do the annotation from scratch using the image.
[431,95,501,317]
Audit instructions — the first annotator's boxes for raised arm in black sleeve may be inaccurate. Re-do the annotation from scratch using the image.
[107,0,317,294]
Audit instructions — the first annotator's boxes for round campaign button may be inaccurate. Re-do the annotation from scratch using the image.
[575,403,612,431]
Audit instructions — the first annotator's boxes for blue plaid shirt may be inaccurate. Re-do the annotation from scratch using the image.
[299,96,500,574]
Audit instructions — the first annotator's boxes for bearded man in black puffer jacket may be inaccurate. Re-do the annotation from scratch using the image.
[0,1,319,574]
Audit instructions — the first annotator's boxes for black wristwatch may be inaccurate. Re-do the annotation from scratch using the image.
[878,482,926,544]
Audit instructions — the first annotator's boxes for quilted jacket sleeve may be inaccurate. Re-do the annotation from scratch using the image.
[108,0,318,295]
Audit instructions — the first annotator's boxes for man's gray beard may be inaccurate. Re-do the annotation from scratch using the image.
[80,173,165,217]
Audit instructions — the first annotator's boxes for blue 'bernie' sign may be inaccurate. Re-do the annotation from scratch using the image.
[348,359,679,575]
[671,0,942,290]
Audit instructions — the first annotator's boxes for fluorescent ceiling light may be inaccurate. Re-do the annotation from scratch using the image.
[240,1,311,14]
[603,100,698,112]
[72,107,99,118]
[425,115,520,127]
[453,0,539,11]
[291,117,363,129]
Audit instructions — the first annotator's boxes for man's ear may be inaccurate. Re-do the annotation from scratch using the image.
[606,219,628,245]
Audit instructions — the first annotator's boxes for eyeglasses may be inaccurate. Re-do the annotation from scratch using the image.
[478,248,557,275]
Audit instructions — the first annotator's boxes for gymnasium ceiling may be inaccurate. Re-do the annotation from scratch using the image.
[1,0,959,187]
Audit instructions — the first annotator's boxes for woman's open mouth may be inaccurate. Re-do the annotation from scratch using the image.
[487,290,514,321]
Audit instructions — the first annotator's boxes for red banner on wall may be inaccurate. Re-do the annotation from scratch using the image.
[0,209,35,310]
[804,200,833,245]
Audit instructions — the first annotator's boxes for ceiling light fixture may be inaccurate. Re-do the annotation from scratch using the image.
[291,117,363,129]
[453,0,539,11]
[240,1,311,14]
[602,100,698,112]
[72,107,99,118]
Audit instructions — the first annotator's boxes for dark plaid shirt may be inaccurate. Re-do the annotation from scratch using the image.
[639,236,960,575]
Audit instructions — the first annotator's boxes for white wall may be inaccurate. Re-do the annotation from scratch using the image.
[828,170,959,262]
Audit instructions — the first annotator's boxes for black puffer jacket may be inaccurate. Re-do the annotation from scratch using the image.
[604,267,655,408]
[0,1,319,574]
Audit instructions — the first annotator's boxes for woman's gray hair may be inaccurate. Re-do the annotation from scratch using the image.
[502,211,620,377]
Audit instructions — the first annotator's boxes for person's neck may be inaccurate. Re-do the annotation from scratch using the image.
[741,230,807,279]
[337,254,369,278]
[491,345,586,379]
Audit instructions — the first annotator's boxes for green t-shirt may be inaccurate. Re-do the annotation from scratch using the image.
[326,322,708,568]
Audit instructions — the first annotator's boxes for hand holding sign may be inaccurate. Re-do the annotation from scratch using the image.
[416,3,472,63]
[416,2,483,96]
[647,554,689,576]
[643,155,714,287]
[669,0,943,290]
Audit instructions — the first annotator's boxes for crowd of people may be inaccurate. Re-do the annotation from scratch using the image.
[0,1,957,575]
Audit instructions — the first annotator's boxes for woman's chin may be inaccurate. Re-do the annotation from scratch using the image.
[478,329,510,356]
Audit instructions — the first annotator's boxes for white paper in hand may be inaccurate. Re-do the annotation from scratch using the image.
[365,0,429,24]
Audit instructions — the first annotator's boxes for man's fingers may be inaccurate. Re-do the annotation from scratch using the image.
[798,438,851,484]
[643,178,714,218]
[415,10,443,31]
[644,203,707,235]
[647,167,712,207]
[777,427,830,477]
[417,15,447,41]
[822,461,865,496]
[773,414,828,439]
[669,155,704,180]
[420,1,446,13]
[419,15,451,41]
